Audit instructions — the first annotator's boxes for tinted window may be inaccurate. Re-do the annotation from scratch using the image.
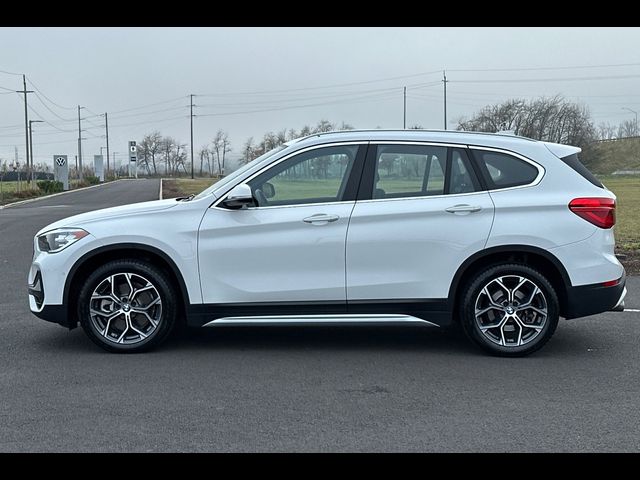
[248,145,358,207]
[374,145,447,199]
[371,145,480,199]
[473,150,539,189]
[450,149,480,194]
[560,153,603,188]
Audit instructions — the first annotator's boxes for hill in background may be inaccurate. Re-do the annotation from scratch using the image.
[584,137,640,174]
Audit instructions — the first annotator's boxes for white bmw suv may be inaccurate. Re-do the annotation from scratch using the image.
[28,130,626,356]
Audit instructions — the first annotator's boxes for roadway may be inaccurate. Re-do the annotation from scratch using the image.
[0,179,639,452]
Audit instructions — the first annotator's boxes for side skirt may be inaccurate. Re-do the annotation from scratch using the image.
[203,314,439,327]
[186,300,452,328]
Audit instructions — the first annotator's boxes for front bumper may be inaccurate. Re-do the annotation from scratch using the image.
[564,273,626,319]
[28,263,73,328]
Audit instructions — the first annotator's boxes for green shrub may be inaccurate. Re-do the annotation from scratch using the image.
[37,180,64,194]
[85,175,101,185]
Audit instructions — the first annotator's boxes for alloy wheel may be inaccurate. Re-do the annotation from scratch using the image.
[474,275,548,347]
[89,272,162,345]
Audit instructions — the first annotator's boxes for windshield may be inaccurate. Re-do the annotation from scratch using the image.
[193,145,289,200]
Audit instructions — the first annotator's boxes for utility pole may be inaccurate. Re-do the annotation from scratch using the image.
[190,94,195,179]
[403,86,407,129]
[443,70,448,130]
[622,107,638,136]
[77,105,84,181]
[104,112,110,176]
[16,75,34,184]
[28,120,43,183]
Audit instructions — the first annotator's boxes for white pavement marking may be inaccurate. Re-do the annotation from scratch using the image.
[625,308,640,312]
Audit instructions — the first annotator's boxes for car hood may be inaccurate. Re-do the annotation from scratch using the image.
[36,198,180,235]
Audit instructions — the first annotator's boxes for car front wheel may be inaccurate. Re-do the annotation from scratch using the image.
[460,263,559,357]
[78,259,177,353]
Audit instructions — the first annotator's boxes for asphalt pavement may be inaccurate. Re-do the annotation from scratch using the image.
[1,179,639,452]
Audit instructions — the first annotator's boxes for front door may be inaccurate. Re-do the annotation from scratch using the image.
[198,143,366,305]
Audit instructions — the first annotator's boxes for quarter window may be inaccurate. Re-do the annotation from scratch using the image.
[472,150,539,189]
[248,145,358,207]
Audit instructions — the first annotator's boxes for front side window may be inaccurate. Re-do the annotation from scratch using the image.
[248,145,358,207]
[371,145,479,199]
[472,150,539,189]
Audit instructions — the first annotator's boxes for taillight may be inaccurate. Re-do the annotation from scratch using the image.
[569,197,616,229]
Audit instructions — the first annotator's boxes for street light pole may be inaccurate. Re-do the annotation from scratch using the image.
[28,120,43,185]
[622,107,638,136]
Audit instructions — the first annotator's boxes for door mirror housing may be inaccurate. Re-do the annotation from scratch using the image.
[221,184,255,209]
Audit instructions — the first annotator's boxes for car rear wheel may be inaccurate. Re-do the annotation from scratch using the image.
[78,259,177,353]
[460,263,559,357]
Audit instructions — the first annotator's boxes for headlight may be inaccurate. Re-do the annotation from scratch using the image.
[37,228,89,253]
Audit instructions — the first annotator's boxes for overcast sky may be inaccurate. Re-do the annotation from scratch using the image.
[1,27,639,170]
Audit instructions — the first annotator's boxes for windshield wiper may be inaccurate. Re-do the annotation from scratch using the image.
[176,194,196,202]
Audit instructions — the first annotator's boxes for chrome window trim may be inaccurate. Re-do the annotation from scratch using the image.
[360,142,545,203]
[357,190,489,204]
[211,141,368,210]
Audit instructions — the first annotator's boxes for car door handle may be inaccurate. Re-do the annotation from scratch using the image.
[303,214,340,224]
[445,204,482,214]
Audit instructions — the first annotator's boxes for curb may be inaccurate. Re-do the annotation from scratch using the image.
[0,179,128,210]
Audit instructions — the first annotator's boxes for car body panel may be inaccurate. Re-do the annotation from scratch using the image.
[28,130,626,333]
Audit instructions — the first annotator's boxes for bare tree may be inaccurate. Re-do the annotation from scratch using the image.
[597,122,617,140]
[220,131,231,176]
[617,119,638,138]
[138,131,162,175]
[240,137,255,165]
[458,95,596,152]
[198,145,211,176]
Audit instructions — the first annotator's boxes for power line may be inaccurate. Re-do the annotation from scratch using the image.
[448,61,640,73]
[32,92,76,121]
[26,103,75,132]
[105,96,187,115]
[26,77,75,110]
[107,104,188,121]
[451,73,640,84]
[198,71,443,97]
[197,91,403,118]
[0,68,22,76]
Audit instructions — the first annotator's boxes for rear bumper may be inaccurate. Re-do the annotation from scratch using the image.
[564,273,626,319]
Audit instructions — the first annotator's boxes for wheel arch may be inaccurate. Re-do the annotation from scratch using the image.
[63,243,190,329]
[448,245,572,319]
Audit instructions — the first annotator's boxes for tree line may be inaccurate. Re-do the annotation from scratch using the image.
[456,95,638,166]
[239,120,354,165]
[127,98,635,178]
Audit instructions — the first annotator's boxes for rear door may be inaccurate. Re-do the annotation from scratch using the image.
[346,143,495,303]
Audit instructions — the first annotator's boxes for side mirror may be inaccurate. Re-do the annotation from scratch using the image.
[221,184,255,209]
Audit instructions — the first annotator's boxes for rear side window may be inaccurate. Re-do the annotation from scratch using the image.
[560,153,604,188]
[370,145,480,200]
[472,150,539,189]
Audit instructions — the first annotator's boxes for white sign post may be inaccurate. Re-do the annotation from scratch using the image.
[129,141,137,179]
[94,155,104,182]
[53,155,69,190]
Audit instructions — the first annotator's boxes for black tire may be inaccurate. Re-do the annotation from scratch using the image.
[460,263,559,357]
[78,259,177,353]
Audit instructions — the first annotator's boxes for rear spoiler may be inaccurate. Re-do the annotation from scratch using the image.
[543,142,581,158]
